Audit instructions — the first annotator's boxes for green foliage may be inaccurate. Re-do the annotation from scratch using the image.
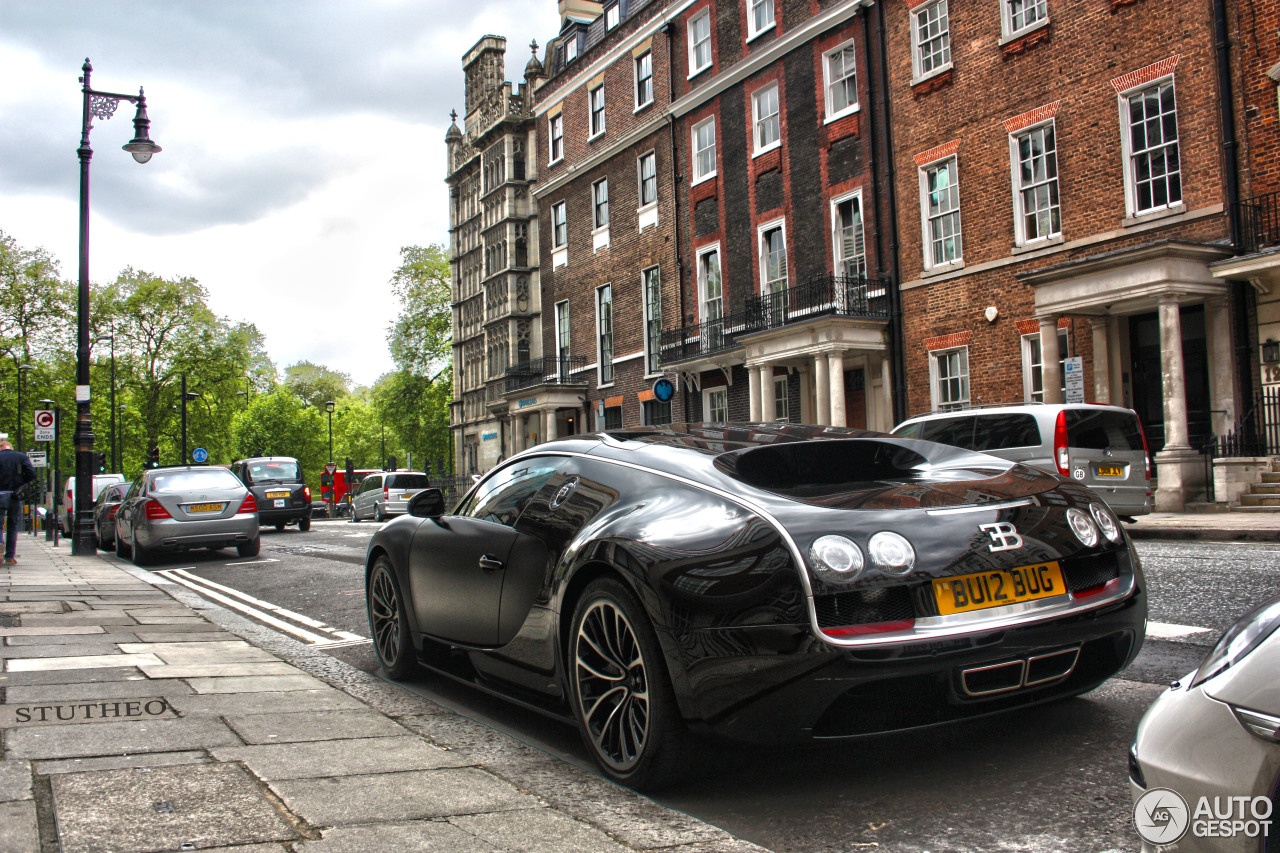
[283,361,350,409]
[375,367,453,476]
[231,387,327,479]
[387,244,451,375]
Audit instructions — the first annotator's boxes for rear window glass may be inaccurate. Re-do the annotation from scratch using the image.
[387,474,430,489]
[151,469,243,493]
[247,460,301,481]
[1064,410,1145,451]
[899,414,1039,451]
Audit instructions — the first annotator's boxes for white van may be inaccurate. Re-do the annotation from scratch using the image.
[64,474,127,532]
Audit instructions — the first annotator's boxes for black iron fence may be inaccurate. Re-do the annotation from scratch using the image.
[1202,388,1280,501]
[1236,190,1280,255]
[660,274,890,365]
[504,356,588,392]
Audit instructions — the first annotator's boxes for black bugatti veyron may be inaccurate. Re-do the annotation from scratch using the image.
[364,424,1146,789]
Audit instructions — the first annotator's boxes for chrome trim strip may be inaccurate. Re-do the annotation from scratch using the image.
[1024,647,1080,686]
[960,659,1026,697]
[925,499,1033,516]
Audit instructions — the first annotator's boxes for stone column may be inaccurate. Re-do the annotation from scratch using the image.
[1108,318,1125,408]
[1153,294,1202,512]
[1206,297,1235,435]
[1090,317,1112,405]
[748,366,762,422]
[511,415,523,454]
[828,351,847,428]
[799,368,813,425]
[1039,317,1063,404]
[758,366,775,423]
[881,356,893,430]
[814,354,830,426]
[545,408,558,442]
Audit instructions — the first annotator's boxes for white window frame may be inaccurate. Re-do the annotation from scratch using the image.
[823,40,860,122]
[929,346,970,412]
[911,0,951,83]
[606,3,620,29]
[831,190,867,279]
[589,85,607,139]
[1000,0,1049,41]
[752,83,781,155]
[1009,119,1061,246]
[688,9,712,76]
[552,201,568,248]
[757,219,788,295]
[704,386,728,423]
[697,243,723,327]
[773,375,789,422]
[565,35,579,63]
[597,284,614,386]
[592,179,610,230]
[1021,329,1070,402]
[643,266,662,375]
[637,150,658,230]
[919,155,963,270]
[555,300,571,369]
[634,51,654,110]
[746,0,775,41]
[548,113,564,165]
[1119,76,1183,218]
[692,116,717,184]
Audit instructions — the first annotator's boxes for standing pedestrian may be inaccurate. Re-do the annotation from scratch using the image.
[0,438,37,564]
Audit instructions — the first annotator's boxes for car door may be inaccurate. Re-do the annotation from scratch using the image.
[115,478,143,544]
[407,457,561,647]
[355,476,380,519]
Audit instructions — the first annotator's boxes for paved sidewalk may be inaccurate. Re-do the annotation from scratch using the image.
[1123,510,1280,542]
[0,534,767,853]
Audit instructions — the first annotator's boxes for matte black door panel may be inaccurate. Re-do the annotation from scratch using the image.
[408,517,520,646]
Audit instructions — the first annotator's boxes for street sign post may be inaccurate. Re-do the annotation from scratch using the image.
[34,410,55,443]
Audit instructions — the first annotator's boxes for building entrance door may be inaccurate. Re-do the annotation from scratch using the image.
[1127,305,1210,454]
[844,368,867,429]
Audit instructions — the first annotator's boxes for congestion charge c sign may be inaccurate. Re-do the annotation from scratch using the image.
[653,378,675,402]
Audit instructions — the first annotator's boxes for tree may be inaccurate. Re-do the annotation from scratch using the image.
[376,367,453,476]
[387,244,451,375]
[0,231,73,367]
[283,361,350,409]
[232,387,327,479]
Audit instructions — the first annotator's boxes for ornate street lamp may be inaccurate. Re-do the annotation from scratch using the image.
[325,400,335,463]
[72,58,160,554]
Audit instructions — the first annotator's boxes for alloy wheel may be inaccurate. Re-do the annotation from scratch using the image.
[369,565,401,666]
[574,599,650,772]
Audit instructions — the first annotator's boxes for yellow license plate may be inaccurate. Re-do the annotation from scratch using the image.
[933,562,1067,615]
[187,503,224,513]
[1095,465,1123,477]
[265,491,290,498]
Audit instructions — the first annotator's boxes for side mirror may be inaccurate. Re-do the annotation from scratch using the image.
[407,488,446,518]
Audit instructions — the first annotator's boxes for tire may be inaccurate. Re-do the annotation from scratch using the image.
[375,503,386,523]
[132,535,154,568]
[274,522,286,531]
[568,577,689,791]
[351,506,360,523]
[237,538,261,558]
[116,529,131,560]
[367,557,418,680]
[298,516,311,532]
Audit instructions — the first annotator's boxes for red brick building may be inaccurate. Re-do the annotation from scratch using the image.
[885,0,1248,510]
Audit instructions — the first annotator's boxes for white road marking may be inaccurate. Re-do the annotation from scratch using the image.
[225,558,279,566]
[1146,621,1213,639]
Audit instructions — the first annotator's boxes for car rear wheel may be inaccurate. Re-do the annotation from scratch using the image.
[116,530,131,560]
[298,516,311,532]
[569,577,689,791]
[367,557,418,679]
[132,535,153,567]
[236,538,260,558]
[375,504,386,523]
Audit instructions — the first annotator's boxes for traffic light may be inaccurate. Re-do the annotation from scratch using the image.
[147,446,160,468]
[386,455,396,472]
[95,451,107,473]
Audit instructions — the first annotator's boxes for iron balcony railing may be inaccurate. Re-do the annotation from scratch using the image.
[1236,190,1280,255]
[659,274,890,365]
[504,356,588,392]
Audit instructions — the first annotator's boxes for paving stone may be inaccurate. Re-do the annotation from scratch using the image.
[4,631,123,645]
[36,751,210,776]
[0,800,38,853]
[1,696,176,727]
[0,626,104,638]
[120,641,276,664]
[14,613,138,627]
[4,679,192,703]
[269,768,538,825]
[5,652,162,672]
[212,736,474,780]
[131,631,233,642]
[0,760,31,802]
[0,602,64,614]
[131,616,210,625]
[120,622,222,635]
[186,674,330,694]
[0,642,124,658]
[50,763,297,853]
[138,662,298,678]
[166,688,367,717]
[295,821,500,853]
[451,807,635,852]
[0,666,147,686]
[224,710,408,744]
[6,716,242,759]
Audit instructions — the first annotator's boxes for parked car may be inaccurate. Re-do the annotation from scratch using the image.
[1129,594,1280,851]
[364,423,1147,790]
[892,403,1152,519]
[115,465,260,566]
[230,456,311,531]
[63,473,127,532]
[92,483,130,550]
[351,471,432,522]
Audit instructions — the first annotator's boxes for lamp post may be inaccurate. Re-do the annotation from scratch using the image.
[325,400,335,463]
[73,58,161,555]
[16,364,33,450]
[96,332,116,472]
[180,374,200,463]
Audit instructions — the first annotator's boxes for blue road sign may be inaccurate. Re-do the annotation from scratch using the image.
[192,447,208,463]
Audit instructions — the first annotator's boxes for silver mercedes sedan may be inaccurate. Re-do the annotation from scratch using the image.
[115,466,261,566]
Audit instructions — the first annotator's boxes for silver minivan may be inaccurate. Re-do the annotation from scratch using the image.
[350,471,432,522]
[891,403,1152,518]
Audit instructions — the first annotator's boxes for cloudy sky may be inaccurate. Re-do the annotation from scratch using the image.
[0,0,561,387]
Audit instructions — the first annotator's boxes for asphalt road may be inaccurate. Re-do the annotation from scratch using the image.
[112,523,1280,853]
